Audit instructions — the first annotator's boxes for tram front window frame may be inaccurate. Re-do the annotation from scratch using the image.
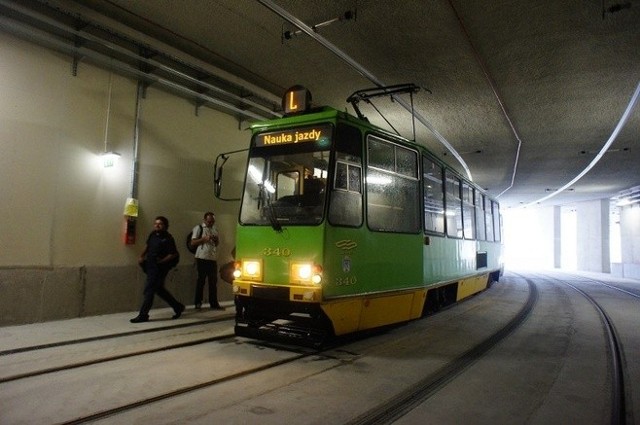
[239,125,332,227]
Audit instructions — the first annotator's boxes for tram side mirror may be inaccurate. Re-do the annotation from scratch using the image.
[214,157,225,198]
[213,149,248,201]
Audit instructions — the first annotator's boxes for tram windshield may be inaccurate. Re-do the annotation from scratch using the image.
[240,125,332,227]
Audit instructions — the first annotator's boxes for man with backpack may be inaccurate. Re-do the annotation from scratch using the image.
[190,211,224,310]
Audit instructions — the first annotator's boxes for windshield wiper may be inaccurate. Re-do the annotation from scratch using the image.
[258,183,282,233]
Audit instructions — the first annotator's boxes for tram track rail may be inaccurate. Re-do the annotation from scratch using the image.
[5,272,634,424]
[536,272,633,425]
[594,282,640,299]
[0,313,235,356]
[563,273,640,300]
[1,319,335,424]
[0,315,237,384]
[0,332,236,384]
[3,285,513,424]
[56,340,339,425]
[1,313,352,424]
[346,275,539,425]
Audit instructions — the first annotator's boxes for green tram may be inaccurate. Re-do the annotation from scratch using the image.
[226,86,503,344]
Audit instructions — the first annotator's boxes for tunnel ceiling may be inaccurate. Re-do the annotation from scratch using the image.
[12,0,640,209]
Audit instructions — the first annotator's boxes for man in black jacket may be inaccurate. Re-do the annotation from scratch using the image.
[130,216,185,323]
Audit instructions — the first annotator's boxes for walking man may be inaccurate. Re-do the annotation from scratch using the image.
[131,216,185,323]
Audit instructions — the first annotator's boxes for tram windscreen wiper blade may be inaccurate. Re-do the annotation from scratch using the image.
[258,183,282,233]
[267,204,283,233]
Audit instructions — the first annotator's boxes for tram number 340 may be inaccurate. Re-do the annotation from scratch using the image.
[262,247,291,256]
[335,276,357,286]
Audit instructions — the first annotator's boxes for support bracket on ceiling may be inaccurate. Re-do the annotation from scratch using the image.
[282,9,356,42]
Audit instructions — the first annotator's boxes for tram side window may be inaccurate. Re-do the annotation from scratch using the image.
[462,182,475,239]
[423,157,445,234]
[366,136,419,233]
[329,124,363,227]
[445,171,463,238]
[334,160,362,192]
[475,192,487,241]
[493,201,501,242]
[485,198,495,242]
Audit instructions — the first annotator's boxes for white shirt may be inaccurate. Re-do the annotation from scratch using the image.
[192,223,218,261]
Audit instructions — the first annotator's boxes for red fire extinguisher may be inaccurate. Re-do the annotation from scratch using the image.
[123,198,139,245]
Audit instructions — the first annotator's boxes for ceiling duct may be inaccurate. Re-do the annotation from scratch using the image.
[0,0,281,122]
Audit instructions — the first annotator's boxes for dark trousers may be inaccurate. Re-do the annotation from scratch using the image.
[195,258,218,306]
[138,263,182,317]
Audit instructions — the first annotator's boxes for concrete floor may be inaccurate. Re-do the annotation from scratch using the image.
[1,270,638,425]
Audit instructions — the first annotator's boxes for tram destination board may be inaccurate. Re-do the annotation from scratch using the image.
[255,125,332,147]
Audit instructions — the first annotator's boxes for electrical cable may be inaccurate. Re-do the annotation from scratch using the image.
[258,0,473,181]
[522,80,640,208]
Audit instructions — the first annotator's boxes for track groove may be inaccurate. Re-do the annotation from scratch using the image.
[346,276,538,425]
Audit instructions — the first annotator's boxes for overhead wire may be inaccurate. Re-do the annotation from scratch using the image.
[521,80,640,208]
[448,0,523,198]
[257,0,473,181]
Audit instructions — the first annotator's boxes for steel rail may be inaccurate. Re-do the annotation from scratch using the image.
[542,274,628,425]
[0,314,234,356]
[56,342,328,425]
[347,275,538,425]
[0,332,236,384]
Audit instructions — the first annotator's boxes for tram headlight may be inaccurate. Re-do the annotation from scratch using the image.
[290,262,322,285]
[298,264,312,279]
[238,259,262,281]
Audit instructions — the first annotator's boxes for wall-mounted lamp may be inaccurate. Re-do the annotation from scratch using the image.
[101,151,121,168]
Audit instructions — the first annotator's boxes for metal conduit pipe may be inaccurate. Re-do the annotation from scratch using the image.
[0,15,270,122]
[0,0,279,121]
[258,0,474,181]
[0,0,279,119]
[130,81,143,200]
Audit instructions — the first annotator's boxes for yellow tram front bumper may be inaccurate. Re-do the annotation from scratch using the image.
[233,280,323,302]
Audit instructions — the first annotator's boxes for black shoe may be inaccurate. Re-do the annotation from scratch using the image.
[130,315,148,323]
[172,304,185,319]
[211,304,225,310]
